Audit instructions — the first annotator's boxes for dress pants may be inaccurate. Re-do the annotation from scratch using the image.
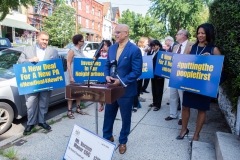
[133,79,143,107]
[151,77,165,108]
[141,78,150,91]
[169,88,183,119]
[25,91,52,125]
[103,96,134,144]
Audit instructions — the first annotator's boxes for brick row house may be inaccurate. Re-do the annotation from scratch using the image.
[72,0,104,42]
[72,1,120,42]
[27,0,54,30]
[0,0,120,44]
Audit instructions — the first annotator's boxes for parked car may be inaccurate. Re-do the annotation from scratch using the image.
[0,38,12,51]
[64,41,100,58]
[0,47,68,134]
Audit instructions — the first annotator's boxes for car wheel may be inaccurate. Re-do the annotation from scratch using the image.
[0,102,14,135]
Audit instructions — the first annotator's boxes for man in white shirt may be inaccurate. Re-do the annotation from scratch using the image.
[165,29,192,125]
[18,31,59,135]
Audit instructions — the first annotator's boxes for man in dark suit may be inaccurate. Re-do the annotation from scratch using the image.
[103,24,142,154]
[149,40,165,111]
[18,31,58,135]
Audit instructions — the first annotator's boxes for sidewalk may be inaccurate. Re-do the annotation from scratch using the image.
[0,81,230,160]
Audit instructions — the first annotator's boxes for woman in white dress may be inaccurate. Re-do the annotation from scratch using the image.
[66,34,88,119]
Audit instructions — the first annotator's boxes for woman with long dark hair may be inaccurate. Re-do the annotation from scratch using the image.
[176,23,221,141]
[66,34,88,119]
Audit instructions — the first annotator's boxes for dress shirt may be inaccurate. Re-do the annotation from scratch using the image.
[36,45,46,61]
[175,40,188,54]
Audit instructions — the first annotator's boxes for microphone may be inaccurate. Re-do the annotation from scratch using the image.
[109,60,127,87]
[110,60,117,76]
[93,40,104,61]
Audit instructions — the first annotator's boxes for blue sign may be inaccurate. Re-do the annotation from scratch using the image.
[169,54,224,98]
[73,58,106,83]
[139,56,153,79]
[14,59,65,95]
[154,51,175,78]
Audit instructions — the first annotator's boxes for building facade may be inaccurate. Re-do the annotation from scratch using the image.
[27,0,54,31]
[0,8,37,44]
[102,2,113,40]
[73,0,104,42]
[111,7,120,34]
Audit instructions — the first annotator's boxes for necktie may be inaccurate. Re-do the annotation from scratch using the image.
[177,44,182,54]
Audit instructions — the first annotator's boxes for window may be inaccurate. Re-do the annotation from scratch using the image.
[98,10,101,17]
[92,21,94,29]
[78,1,81,10]
[104,25,106,31]
[85,43,92,50]
[34,7,38,13]
[98,23,100,31]
[108,9,111,19]
[109,26,111,33]
[48,7,52,16]
[86,19,89,28]
[86,4,89,13]
[92,7,94,15]
[93,43,100,50]
[12,7,19,12]
[78,16,81,24]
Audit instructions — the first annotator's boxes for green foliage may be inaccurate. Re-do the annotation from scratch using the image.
[149,0,209,40]
[42,4,76,48]
[0,148,18,160]
[119,9,165,42]
[209,0,240,109]
[0,0,35,21]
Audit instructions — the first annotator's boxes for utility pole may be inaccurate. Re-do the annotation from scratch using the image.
[75,0,78,34]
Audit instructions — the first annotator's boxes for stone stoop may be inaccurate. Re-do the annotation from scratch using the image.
[191,141,216,160]
[215,132,240,160]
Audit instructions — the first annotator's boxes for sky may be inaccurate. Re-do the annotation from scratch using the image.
[97,0,152,16]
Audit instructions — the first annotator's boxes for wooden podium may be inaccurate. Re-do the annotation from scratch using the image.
[65,83,125,104]
[65,83,126,134]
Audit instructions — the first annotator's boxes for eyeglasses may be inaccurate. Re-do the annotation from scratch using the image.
[114,31,127,34]
[80,40,84,42]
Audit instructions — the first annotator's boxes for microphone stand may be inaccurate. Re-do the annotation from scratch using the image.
[87,60,97,88]
[112,70,127,87]
[116,74,127,87]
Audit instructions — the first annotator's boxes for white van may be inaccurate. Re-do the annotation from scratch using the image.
[65,41,100,58]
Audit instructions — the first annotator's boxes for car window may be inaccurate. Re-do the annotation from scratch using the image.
[85,43,93,50]
[0,39,8,46]
[93,43,100,50]
[0,50,22,79]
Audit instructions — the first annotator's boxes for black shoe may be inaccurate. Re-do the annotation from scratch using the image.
[142,90,150,93]
[176,129,189,140]
[23,125,34,135]
[38,123,51,130]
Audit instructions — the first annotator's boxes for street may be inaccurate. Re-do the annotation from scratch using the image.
[0,101,69,142]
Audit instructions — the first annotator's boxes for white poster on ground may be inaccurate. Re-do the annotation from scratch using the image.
[63,124,116,160]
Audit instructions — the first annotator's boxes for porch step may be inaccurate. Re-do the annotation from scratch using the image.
[215,132,240,160]
[191,141,216,160]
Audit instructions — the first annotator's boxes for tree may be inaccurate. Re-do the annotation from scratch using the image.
[149,0,208,40]
[0,0,35,21]
[209,0,240,109]
[119,9,165,42]
[42,4,76,47]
